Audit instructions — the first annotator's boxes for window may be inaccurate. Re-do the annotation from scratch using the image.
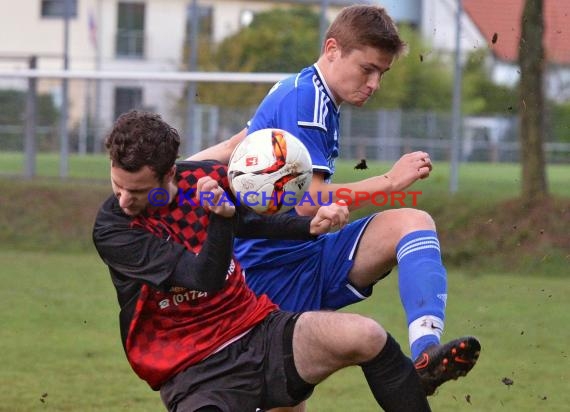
[114,87,143,119]
[116,2,145,58]
[41,0,78,18]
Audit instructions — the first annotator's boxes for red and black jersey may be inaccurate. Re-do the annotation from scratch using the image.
[93,161,316,390]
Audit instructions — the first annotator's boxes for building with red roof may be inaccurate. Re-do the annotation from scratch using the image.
[461,0,570,101]
[408,0,570,101]
[463,0,570,65]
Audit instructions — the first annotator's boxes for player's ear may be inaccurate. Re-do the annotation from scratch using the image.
[323,38,340,60]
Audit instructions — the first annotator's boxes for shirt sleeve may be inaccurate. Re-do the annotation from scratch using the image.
[234,206,316,240]
[248,74,333,178]
[92,196,234,293]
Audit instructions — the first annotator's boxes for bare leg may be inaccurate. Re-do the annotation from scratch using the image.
[347,208,435,288]
[266,314,384,412]
[345,208,480,395]
[293,312,386,383]
[291,311,430,411]
[347,208,449,359]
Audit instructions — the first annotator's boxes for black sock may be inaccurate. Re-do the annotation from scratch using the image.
[359,333,432,412]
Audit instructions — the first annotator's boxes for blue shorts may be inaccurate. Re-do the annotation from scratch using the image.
[244,215,376,311]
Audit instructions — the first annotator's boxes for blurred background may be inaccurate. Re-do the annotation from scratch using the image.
[1,0,570,176]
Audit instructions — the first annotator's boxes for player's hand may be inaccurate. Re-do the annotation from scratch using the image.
[309,201,349,235]
[196,176,235,218]
[384,151,432,191]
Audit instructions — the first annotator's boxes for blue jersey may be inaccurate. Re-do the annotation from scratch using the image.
[235,64,341,275]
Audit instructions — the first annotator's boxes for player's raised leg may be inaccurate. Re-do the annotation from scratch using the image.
[292,311,431,411]
[347,208,480,388]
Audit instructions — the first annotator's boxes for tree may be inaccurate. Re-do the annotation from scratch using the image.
[181,8,521,119]
[462,49,517,115]
[191,14,457,111]
[196,6,320,107]
[368,25,454,110]
[0,90,58,150]
[518,0,548,205]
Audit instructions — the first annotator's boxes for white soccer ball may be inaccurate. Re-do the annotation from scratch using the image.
[228,128,313,215]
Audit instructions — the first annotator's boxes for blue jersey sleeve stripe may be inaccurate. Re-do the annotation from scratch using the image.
[298,121,327,131]
[312,165,332,174]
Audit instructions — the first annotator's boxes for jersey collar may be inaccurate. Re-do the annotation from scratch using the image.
[313,63,340,111]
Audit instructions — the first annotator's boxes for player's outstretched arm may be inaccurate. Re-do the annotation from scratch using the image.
[186,128,247,163]
[296,151,433,215]
[234,202,348,240]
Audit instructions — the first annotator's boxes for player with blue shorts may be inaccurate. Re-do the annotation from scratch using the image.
[190,5,481,411]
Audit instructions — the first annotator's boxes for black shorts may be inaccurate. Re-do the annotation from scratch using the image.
[159,311,314,412]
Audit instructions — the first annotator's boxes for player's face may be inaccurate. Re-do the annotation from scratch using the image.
[110,165,163,216]
[328,43,395,107]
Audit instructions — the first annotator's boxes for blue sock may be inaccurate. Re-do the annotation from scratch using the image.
[396,230,447,360]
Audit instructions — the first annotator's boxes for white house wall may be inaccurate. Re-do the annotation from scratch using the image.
[0,0,349,134]
[7,0,545,143]
[420,0,486,57]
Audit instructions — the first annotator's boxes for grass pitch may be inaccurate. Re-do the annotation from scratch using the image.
[0,250,569,411]
[1,151,569,199]
[0,152,568,411]
[312,270,570,411]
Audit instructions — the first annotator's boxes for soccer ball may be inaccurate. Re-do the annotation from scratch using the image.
[228,128,313,215]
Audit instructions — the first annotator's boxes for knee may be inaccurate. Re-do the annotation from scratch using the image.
[349,316,387,362]
[384,208,436,233]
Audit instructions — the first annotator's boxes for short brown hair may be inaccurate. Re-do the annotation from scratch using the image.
[324,5,407,57]
[105,110,180,181]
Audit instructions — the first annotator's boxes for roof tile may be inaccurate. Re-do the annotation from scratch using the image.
[463,0,570,64]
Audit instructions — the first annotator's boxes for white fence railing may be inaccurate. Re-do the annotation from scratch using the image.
[0,69,568,179]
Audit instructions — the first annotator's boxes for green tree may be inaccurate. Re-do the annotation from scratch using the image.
[0,89,58,125]
[184,8,520,119]
[462,49,518,115]
[193,14,456,111]
[518,0,548,205]
[370,25,453,110]
[549,102,570,143]
[377,28,518,114]
[0,90,58,150]
[195,6,320,107]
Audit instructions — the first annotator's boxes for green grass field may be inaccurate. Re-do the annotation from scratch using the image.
[0,151,569,411]
[1,250,568,411]
[1,152,570,198]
